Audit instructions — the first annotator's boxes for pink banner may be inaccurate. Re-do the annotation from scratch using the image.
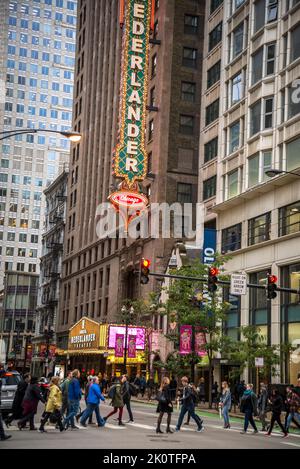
[128,335,136,358]
[194,327,207,357]
[180,325,193,355]
[115,334,124,357]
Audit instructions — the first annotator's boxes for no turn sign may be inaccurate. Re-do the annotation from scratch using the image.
[230,273,247,296]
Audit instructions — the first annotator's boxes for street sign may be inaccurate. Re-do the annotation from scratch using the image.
[255,357,264,367]
[230,273,247,296]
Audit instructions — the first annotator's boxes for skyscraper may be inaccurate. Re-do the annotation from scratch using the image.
[0,0,77,289]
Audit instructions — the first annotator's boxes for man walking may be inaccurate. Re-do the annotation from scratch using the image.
[61,370,72,417]
[63,369,82,430]
[258,383,268,432]
[121,374,134,423]
[79,376,105,428]
[175,376,204,433]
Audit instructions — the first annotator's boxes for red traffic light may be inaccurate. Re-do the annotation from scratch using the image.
[142,259,151,268]
[268,274,277,284]
[209,267,219,276]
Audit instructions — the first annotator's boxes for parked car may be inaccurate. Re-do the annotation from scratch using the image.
[0,370,21,417]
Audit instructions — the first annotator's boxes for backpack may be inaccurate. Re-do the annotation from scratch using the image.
[108,385,116,399]
[129,383,138,396]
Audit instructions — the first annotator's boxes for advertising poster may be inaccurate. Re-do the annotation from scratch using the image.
[115,333,124,357]
[194,327,207,357]
[128,335,136,359]
[179,325,193,355]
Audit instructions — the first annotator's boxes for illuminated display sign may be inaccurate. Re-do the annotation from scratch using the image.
[108,325,146,350]
[114,0,151,187]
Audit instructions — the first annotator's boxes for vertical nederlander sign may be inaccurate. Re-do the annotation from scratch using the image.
[109,0,151,229]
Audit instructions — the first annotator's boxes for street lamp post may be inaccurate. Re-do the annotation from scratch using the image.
[0,129,82,142]
[265,168,300,178]
[121,306,134,374]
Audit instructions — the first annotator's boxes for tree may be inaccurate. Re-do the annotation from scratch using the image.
[158,257,232,408]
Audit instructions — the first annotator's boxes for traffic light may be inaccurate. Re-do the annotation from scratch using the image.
[208,266,219,293]
[267,274,277,299]
[140,258,151,285]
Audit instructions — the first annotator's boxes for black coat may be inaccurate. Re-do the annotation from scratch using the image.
[240,391,258,415]
[270,394,284,414]
[156,385,173,414]
[12,380,28,418]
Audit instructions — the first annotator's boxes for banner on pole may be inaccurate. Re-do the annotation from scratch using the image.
[115,334,124,357]
[194,327,207,357]
[179,325,193,355]
[128,334,136,358]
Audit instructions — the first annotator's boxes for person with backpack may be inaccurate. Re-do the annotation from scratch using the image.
[266,388,288,437]
[219,381,231,429]
[121,374,134,423]
[240,383,258,434]
[104,377,125,426]
[79,376,105,428]
[60,371,72,417]
[285,387,300,433]
[175,376,204,433]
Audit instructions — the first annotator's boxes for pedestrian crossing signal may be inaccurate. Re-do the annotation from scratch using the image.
[267,274,277,300]
[140,258,151,285]
[208,267,219,293]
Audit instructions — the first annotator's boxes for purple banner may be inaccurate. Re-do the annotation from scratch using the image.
[128,335,136,358]
[194,327,207,357]
[179,325,193,355]
[115,333,124,357]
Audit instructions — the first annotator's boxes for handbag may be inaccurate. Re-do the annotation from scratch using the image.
[156,391,167,404]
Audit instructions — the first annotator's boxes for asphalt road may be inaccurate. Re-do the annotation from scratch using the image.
[2,400,300,449]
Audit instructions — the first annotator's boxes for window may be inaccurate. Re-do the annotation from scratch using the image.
[250,99,274,136]
[32,220,40,229]
[264,97,273,128]
[203,176,217,200]
[232,0,245,12]
[279,200,300,236]
[266,44,276,75]
[184,15,199,35]
[232,23,244,59]
[0,174,8,183]
[181,82,196,102]
[227,169,239,198]
[291,24,300,63]
[211,0,223,13]
[19,233,27,242]
[182,47,197,68]
[229,121,240,153]
[205,99,219,126]
[288,86,300,119]
[267,0,278,22]
[248,151,272,187]
[222,223,242,253]
[148,119,154,141]
[254,0,265,32]
[7,232,15,241]
[252,44,275,85]
[286,137,300,172]
[248,213,271,245]
[177,183,192,203]
[231,72,243,105]
[6,247,14,256]
[209,22,222,51]
[204,137,218,163]
[179,115,194,135]
[18,76,26,85]
[207,61,221,89]
[18,248,26,257]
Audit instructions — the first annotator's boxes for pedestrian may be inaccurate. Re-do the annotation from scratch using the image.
[133,374,141,397]
[101,373,108,394]
[0,368,11,441]
[39,376,64,433]
[140,375,146,398]
[198,378,206,405]
[146,375,155,400]
[60,370,72,417]
[121,374,134,423]
[219,381,231,429]
[285,386,300,433]
[257,383,268,432]
[169,375,177,402]
[212,381,219,406]
[155,377,173,434]
[63,369,82,430]
[76,375,93,424]
[79,376,105,428]
[240,383,258,434]
[5,373,31,426]
[18,376,45,431]
[266,388,288,437]
[175,376,203,433]
[104,377,125,426]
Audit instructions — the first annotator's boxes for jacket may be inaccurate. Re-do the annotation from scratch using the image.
[45,384,62,413]
[121,381,131,401]
[61,378,71,401]
[286,392,300,413]
[110,383,124,408]
[22,383,45,414]
[220,389,231,408]
[240,390,258,415]
[68,377,82,401]
[270,394,284,414]
[12,380,28,418]
[87,383,105,405]
[181,385,197,407]
[258,389,268,412]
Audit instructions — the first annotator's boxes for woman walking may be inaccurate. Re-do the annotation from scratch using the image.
[266,388,288,437]
[39,376,64,432]
[18,376,45,431]
[240,383,258,434]
[219,381,231,429]
[156,377,173,434]
[104,378,125,426]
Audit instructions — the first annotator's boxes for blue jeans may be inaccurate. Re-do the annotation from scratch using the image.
[80,404,105,427]
[222,405,230,426]
[244,409,257,432]
[176,404,202,430]
[286,411,300,431]
[64,399,80,428]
